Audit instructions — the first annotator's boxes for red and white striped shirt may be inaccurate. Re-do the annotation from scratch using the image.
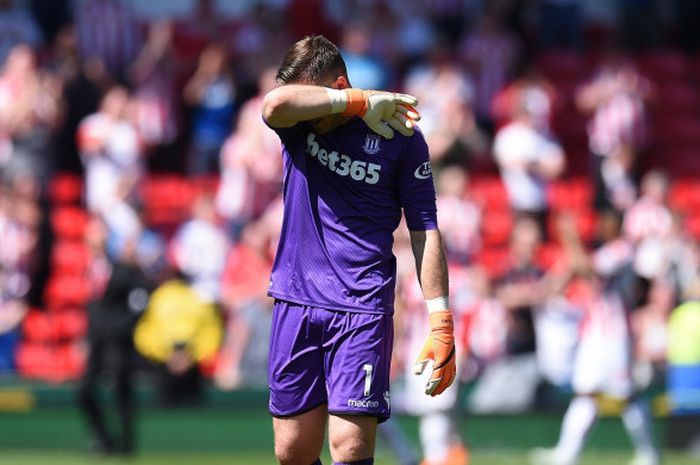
[623,197,673,243]
[75,0,140,76]
[586,69,648,156]
[460,26,519,120]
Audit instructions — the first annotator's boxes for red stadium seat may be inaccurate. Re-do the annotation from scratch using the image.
[53,309,88,341]
[141,175,196,226]
[654,116,700,149]
[51,206,88,240]
[15,342,53,380]
[537,242,564,269]
[44,275,91,309]
[637,51,691,81]
[475,247,510,278]
[662,147,700,177]
[653,82,700,115]
[48,174,83,205]
[684,213,700,241]
[51,240,90,275]
[548,178,593,211]
[469,177,509,211]
[481,210,513,247]
[22,310,56,342]
[669,180,700,213]
[537,51,588,82]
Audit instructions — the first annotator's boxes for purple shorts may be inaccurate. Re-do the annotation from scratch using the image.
[268,300,393,422]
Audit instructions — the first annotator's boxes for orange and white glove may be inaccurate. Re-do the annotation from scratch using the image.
[326,88,420,139]
[413,310,456,396]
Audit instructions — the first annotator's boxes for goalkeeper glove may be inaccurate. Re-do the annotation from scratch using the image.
[413,311,456,396]
[327,88,420,139]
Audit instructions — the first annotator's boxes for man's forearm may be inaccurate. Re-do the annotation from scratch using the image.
[409,229,449,300]
[262,84,335,128]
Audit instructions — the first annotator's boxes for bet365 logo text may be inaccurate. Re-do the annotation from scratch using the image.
[306,133,381,185]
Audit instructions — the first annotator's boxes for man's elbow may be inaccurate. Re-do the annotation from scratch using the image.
[261,90,288,127]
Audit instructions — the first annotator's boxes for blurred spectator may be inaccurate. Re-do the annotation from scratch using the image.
[532,211,660,465]
[469,218,545,414]
[497,217,544,356]
[133,277,223,406]
[435,166,481,264]
[0,177,39,303]
[667,281,700,414]
[171,195,230,303]
[48,24,81,83]
[464,267,508,366]
[54,27,110,173]
[129,21,179,165]
[0,179,32,373]
[538,0,583,50]
[492,66,557,131]
[576,56,650,213]
[493,92,565,234]
[340,22,388,91]
[0,44,60,184]
[404,44,488,168]
[632,279,674,369]
[215,221,273,390]
[29,0,69,44]
[183,43,236,176]
[386,0,436,67]
[0,264,26,374]
[75,0,140,80]
[667,212,700,301]
[623,171,674,281]
[0,0,42,65]
[77,86,143,241]
[77,220,152,456]
[216,66,281,238]
[459,8,520,131]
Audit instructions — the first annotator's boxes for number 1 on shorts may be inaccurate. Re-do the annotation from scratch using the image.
[362,364,373,397]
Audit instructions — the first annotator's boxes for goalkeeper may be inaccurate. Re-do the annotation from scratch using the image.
[262,35,455,465]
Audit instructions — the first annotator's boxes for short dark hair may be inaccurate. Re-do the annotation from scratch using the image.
[276,35,348,85]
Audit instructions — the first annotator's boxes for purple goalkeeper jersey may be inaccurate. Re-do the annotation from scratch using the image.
[267,118,438,314]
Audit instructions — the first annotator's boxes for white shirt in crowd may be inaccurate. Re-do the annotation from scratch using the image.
[493,120,564,212]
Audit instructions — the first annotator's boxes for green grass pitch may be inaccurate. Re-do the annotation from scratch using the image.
[0,407,697,465]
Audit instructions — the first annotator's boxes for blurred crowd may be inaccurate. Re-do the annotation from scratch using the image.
[0,0,700,425]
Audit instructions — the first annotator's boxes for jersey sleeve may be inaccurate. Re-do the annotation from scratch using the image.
[397,131,438,231]
[262,117,310,145]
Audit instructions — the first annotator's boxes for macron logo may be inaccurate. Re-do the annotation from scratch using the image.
[347,399,380,409]
[414,161,432,180]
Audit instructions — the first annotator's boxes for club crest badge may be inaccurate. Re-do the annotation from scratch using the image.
[362,134,381,155]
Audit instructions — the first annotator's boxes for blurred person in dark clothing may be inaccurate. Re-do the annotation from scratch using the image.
[183,43,236,176]
[496,216,544,356]
[77,219,153,456]
[129,20,181,173]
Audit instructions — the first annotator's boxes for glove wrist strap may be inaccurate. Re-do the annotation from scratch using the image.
[341,88,368,117]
